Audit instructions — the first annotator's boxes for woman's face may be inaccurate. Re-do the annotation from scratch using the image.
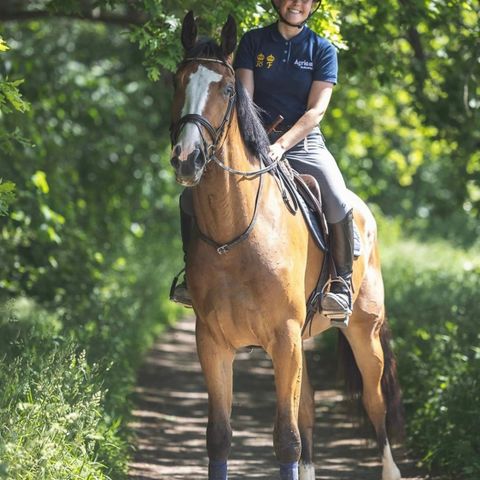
[276,0,314,25]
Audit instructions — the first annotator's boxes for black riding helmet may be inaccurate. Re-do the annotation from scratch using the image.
[271,0,322,29]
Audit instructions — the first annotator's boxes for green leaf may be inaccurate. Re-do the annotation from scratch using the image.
[31,171,50,194]
[0,179,16,216]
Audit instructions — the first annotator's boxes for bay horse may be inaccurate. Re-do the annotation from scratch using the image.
[169,12,404,480]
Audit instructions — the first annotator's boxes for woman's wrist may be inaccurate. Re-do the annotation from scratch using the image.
[276,137,289,150]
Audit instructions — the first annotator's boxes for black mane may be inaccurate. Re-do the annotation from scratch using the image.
[234,79,271,165]
[185,38,272,165]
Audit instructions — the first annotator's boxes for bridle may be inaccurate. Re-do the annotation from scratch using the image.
[170,56,282,255]
[170,57,281,177]
[170,57,237,167]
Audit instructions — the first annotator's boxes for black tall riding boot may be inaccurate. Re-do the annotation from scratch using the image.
[169,206,193,307]
[321,209,354,327]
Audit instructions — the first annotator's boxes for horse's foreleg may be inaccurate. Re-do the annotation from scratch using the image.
[345,322,401,480]
[196,321,235,480]
[268,321,303,480]
[298,350,315,480]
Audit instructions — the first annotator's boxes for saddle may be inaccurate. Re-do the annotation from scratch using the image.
[275,160,361,255]
[274,160,361,334]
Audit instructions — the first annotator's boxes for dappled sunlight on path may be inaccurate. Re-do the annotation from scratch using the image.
[128,317,430,479]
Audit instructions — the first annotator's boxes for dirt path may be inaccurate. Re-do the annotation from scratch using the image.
[128,317,429,480]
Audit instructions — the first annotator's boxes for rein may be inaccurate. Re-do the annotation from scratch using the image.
[171,57,280,254]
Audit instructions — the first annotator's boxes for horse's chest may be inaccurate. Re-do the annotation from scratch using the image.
[189,253,305,343]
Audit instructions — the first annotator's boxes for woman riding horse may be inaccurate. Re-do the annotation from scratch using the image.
[169,7,403,480]
[171,0,354,326]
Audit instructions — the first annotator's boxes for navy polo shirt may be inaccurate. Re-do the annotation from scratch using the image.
[234,22,338,126]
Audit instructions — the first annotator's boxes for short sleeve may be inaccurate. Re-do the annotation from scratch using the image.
[313,41,338,84]
[234,32,255,71]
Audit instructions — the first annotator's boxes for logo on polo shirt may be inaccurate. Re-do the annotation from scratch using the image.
[256,53,265,67]
[256,53,276,68]
[294,59,313,70]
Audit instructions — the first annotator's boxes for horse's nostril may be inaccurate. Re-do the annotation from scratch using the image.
[171,156,180,169]
[173,144,182,157]
[193,149,206,168]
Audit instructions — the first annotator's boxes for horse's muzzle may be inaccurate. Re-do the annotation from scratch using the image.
[171,146,206,186]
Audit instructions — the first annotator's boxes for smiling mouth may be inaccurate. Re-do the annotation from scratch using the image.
[288,8,302,14]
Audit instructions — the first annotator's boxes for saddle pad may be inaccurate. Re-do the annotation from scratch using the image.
[295,191,362,258]
[296,193,327,251]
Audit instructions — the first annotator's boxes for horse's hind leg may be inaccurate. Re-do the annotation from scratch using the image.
[344,318,401,480]
[267,320,303,480]
[298,350,315,480]
[196,321,235,480]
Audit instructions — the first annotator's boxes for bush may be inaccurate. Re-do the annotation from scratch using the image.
[0,249,182,479]
[381,229,480,479]
[0,20,184,478]
[0,348,107,479]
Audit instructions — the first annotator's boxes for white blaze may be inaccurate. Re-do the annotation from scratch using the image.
[177,65,222,160]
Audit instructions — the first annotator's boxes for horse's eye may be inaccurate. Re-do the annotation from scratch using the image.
[224,84,234,97]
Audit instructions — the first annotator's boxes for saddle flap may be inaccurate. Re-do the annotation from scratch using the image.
[298,174,321,203]
[293,172,329,243]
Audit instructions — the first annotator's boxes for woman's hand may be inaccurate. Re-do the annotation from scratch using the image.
[269,143,286,162]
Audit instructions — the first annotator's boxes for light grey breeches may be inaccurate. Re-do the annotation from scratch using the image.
[271,127,351,224]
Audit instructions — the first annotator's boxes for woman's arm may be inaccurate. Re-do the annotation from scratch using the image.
[235,70,334,161]
[236,68,254,98]
[269,80,334,161]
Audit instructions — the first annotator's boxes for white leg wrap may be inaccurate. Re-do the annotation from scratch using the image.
[299,462,315,480]
[382,441,401,480]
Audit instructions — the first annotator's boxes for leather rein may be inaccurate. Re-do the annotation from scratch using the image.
[170,57,280,255]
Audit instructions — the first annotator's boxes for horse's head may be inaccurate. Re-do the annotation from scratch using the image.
[170,12,237,187]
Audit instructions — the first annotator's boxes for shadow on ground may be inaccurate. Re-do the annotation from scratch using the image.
[128,317,430,480]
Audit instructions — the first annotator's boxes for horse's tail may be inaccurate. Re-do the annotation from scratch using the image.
[337,323,405,442]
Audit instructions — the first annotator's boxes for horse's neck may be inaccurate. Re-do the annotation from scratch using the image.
[192,116,261,244]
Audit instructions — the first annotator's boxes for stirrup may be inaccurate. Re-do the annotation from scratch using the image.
[321,277,352,329]
[169,268,193,308]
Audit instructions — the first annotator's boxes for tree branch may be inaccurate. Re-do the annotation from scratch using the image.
[398,0,427,89]
[0,8,148,27]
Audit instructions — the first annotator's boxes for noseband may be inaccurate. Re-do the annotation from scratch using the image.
[170,57,236,163]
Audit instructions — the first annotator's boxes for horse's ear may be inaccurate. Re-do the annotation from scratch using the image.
[220,14,237,58]
[181,11,197,52]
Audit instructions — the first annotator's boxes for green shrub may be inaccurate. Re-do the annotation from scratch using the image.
[0,300,110,479]
[381,233,480,479]
[0,348,107,479]
[0,261,182,479]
